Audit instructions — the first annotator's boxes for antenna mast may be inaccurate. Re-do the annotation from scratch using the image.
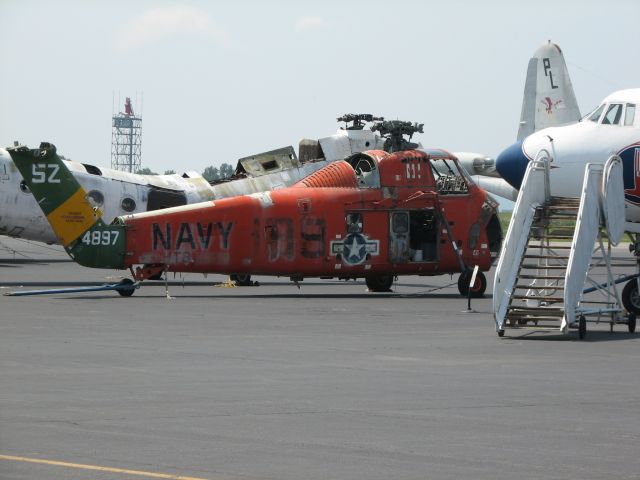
[111,96,142,172]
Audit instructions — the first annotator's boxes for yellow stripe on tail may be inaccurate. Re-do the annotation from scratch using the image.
[47,189,102,246]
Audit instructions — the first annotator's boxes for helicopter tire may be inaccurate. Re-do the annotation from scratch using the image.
[365,275,394,292]
[117,278,136,297]
[458,270,486,298]
[230,274,252,286]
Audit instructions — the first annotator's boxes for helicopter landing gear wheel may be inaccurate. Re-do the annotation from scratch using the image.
[628,313,637,333]
[622,279,640,314]
[116,278,135,297]
[578,315,587,340]
[230,274,252,286]
[458,270,486,298]
[365,275,394,292]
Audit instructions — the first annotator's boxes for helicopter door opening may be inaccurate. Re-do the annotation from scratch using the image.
[389,210,438,264]
[409,209,438,262]
[147,187,187,211]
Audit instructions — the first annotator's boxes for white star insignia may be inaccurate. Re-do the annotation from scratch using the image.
[345,236,364,260]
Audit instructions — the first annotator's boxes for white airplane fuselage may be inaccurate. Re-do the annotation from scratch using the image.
[496,89,640,230]
[0,147,219,243]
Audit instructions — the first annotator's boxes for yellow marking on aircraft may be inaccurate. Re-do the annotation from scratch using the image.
[46,188,101,246]
[0,454,210,480]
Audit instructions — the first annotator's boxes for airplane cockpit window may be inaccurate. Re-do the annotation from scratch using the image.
[624,104,636,126]
[586,104,605,122]
[430,159,469,194]
[346,213,363,233]
[602,103,623,125]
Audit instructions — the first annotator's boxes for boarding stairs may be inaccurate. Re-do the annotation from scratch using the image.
[493,151,632,338]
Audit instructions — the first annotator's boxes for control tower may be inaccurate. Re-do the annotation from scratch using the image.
[111,97,142,172]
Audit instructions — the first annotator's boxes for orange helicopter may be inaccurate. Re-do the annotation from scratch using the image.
[9,135,502,297]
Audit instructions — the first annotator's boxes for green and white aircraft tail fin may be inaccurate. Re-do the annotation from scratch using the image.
[8,143,126,269]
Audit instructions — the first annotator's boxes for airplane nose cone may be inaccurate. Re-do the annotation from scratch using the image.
[496,141,529,189]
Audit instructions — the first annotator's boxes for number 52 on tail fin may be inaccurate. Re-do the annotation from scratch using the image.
[8,143,126,268]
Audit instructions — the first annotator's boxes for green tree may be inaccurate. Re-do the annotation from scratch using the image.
[136,167,158,175]
[219,163,234,178]
[202,166,220,182]
[164,169,176,175]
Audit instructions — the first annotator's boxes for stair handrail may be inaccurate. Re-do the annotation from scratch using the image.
[602,155,625,246]
[563,163,603,331]
[532,148,552,202]
[493,150,552,331]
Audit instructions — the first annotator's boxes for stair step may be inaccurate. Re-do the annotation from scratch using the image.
[518,275,565,280]
[533,212,578,217]
[506,315,564,322]
[520,264,568,269]
[547,202,580,208]
[525,245,573,249]
[543,230,576,235]
[545,204,580,208]
[522,254,569,259]
[507,304,565,309]
[534,216,578,221]
[533,235,575,240]
[507,307,564,318]
[512,295,564,302]
[504,325,563,331]
[538,210,579,215]
[514,284,564,290]
[549,196,580,203]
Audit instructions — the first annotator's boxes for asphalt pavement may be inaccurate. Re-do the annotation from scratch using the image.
[1,237,639,480]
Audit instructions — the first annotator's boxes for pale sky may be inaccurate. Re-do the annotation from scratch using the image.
[1,0,639,174]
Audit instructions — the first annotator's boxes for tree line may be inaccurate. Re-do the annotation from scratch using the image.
[136,163,235,182]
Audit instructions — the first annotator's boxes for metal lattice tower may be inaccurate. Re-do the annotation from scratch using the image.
[111,97,142,172]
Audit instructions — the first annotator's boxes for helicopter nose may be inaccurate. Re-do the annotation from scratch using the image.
[496,141,529,189]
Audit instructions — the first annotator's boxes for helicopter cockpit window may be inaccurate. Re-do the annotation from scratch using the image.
[587,104,605,122]
[602,103,623,125]
[624,104,636,126]
[392,212,409,234]
[430,159,469,194]
[346,213,363,233]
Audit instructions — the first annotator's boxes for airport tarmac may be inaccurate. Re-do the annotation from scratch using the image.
[1,237,640,480]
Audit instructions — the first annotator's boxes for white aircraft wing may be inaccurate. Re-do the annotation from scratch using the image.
[471,175,518,201]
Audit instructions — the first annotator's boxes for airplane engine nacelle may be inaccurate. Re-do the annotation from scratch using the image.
[456,152,497,177]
